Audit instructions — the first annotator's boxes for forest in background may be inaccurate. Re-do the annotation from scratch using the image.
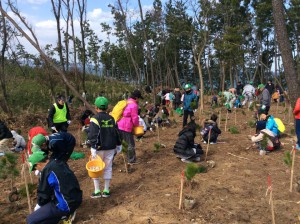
[0,0,299,115]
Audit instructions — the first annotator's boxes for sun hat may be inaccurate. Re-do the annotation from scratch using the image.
[95,97,108,109]
[32,134,46,147]
[28,151,47,172]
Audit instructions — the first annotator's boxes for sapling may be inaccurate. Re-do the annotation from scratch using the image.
[283,151,292,167]
[248,120,256,128]
[184,163,207,198]
[229,126,239,134]
[260,135,269,150]
[241,110,246,116]
[190,100,197,110]
[153,142,161,153]
[0,152,20,191]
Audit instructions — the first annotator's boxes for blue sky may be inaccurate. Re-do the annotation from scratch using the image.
[9,0,157,54]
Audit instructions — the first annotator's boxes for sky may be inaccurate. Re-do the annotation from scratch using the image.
[6,0,156,54]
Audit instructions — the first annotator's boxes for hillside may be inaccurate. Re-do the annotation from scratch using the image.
[0,102,299,224]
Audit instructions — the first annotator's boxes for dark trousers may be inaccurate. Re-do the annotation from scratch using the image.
[53,122,69,133]
[296,119,300,146]
[27,202,69,224]
[119,130,136,163]
[183,110,194,127]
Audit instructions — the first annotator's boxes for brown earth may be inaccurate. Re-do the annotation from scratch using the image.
[0,102,299,224]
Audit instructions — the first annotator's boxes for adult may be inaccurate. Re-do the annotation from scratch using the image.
[173,87,182,110]
[117,89,143,164]
[88,96,122,198]
[258,84,271,115]
[236,81,244,96]
[26,151,82,224]
[31,131,76,162]
[0,120,13,153]
[27,126,48,155]
[242,81,256,109]
[182,84,198,127]
[48,95,71,133]
[294,97,300,150]
[265,79,275,95]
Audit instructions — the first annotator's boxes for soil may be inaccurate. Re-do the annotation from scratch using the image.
[0,102,299,224]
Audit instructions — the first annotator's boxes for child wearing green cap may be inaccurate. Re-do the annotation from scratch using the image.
[88,96,122,198]
[27,151,82,224]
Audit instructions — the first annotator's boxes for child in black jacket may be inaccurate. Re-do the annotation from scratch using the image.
[173,121,203,163]
[201,114,222,144]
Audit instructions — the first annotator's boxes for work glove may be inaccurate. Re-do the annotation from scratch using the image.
[51,126,58,132]
[115,145,122,155]
[261,105,266,110]
[91,148,97,159]
[34,170,41,176]
[67,120,71,125]
[34,204,41,211]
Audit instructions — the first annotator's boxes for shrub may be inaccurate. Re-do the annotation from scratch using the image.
[229,126,239,134]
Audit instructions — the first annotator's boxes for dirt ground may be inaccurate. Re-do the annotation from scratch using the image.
[1,102,299,224]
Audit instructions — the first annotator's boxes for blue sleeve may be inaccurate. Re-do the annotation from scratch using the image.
[266,118,275,131]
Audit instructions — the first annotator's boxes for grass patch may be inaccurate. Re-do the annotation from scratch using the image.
[229,126,239,134]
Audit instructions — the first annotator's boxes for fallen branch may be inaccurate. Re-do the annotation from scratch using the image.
[227,152,249,160]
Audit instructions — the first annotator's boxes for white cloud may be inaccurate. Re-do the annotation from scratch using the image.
[36,20,57,29]
[23,0,49,5]
[87,8,113,23]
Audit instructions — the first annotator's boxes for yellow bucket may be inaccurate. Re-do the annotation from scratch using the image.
[133,126,144,136]
[86,155,105,178]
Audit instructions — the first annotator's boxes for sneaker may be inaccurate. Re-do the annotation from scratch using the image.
[193,157,201,162]
[90,191,101,198]
[203,141,207,144]
[102,190,110,198]
[210,142,216,145]
[296,144,300,150]
[181,158,192,163]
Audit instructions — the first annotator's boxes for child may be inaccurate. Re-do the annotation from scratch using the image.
[11,130,26,152]
[0,120,13,153]
[136,109,147,141]
[88,96,122,198]
[211,95,218,107]
[173,120,203,163]
[201,114,222,144]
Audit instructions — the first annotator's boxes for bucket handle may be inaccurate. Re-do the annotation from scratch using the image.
[89,155,102,161]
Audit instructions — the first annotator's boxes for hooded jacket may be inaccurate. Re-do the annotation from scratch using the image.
[11,131,26,148]
[0,121,12,140]
[183,91,198,111]
[117,98,139,133]
[266,115,279,136]
[173,123,197,158]
[202,120,222,142]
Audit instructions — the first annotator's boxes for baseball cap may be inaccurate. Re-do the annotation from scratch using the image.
[28,151,47,172]
[32,134,46,147]
[258,84,264,89]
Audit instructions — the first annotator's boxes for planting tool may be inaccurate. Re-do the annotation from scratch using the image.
[205,130,212,162]
[266,176,276,224]
[21,163,32,213]
[290,145,296,192]
[178,171,184,209]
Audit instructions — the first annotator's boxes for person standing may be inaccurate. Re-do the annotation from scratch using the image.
[88,96,122,198]
[117,90,143,164]
[173,88,182,110]
[48,95,71,133]
[182,84,198,127]
[236,81,244,96]
[258,84,271,115]
[26,151,82,224]
[293,97,300,150]
[265,79,275,95]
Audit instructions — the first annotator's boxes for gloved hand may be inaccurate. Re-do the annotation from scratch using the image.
[115,145,122,154]
[67,120,71,125]
[51,126,58,132]
[34,204,41,211]
[261,105,266,110]
[91,148,97,159]
[34,170,41,176]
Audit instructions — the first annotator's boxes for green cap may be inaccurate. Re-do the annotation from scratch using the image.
[249,81,254,85]
[32,134,46,147]
[258,84,264,89]
[95,97,108,109]
[218,91,223,96]
[28,151,47,172]
[184,84,191,90]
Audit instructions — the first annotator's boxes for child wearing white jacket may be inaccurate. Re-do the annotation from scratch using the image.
[11,130,26,152]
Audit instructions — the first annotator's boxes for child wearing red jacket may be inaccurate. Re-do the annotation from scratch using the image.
[293,97,300,150]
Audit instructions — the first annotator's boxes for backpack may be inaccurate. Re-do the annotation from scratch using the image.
[111,100,134,122]
[274,118,285,133]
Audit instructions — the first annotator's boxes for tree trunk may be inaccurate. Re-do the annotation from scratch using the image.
[272,0,300,107]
